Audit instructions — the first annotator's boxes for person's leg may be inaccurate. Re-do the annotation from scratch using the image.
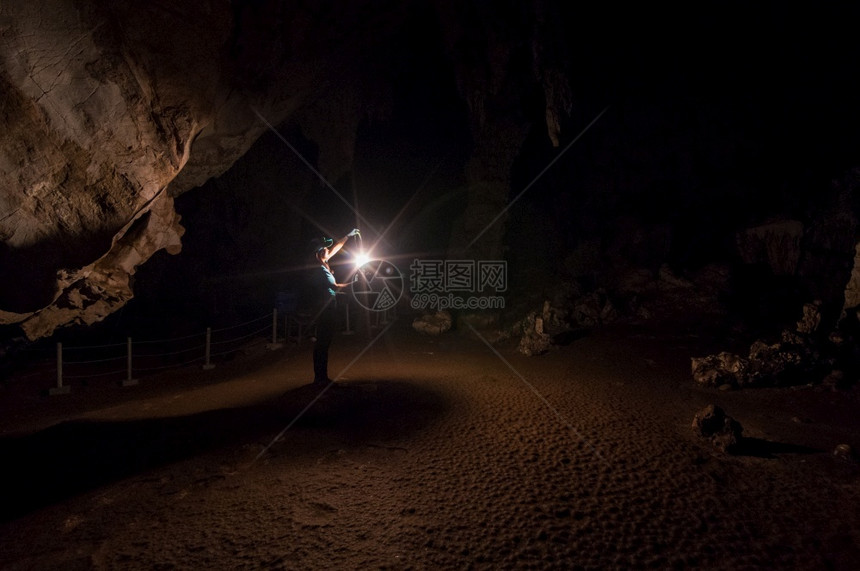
[313,308,335,382]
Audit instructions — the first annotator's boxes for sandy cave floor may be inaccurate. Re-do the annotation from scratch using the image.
[1,320,859,570]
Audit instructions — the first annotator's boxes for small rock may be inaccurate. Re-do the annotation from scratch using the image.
[828,331,845,346]
[718,383,733,391]
[658,264,694,288]
[691,352,748,388]
[821,369,845,390]
[795,301,822,335]
[692,405,744,453]
[517,310,552,356]
[519,331,551,356]
[412,311,452,335]
[572,289,616,327]
[833,444,857,463]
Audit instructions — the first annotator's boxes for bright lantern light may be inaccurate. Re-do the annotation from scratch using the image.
[354,253,371,267]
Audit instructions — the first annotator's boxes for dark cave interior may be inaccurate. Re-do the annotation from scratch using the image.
[2,0,860,362]
[98,2,860,345]
[3,4,860,569]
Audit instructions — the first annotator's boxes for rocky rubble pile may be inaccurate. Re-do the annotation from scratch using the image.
[516,294,612,356]
[691,301,847,389]
[412,311,453,336]
[517,301,558,356]
[513,265,726,356]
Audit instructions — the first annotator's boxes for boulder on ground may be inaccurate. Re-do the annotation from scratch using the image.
[516,300,577,356]
[796,301,823,335]
[833,443,857,463]
[821,369,851,391]
[658,264,694,289]
[735,219,804,276]
[691,352,749,388]
[518,314,552,356]
[692,405,744,453]
[692,306,829,388]
[746,340,805,386]
[572,289,617,327]
[412,311,452,335]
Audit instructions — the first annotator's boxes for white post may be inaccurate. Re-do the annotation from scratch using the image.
[267,308,284,350]
[49,342,70,395]
[122,337,138,386]
[203,327,215,370]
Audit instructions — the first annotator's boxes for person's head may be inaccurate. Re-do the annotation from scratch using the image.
[311,236,334,263]
[315,246,329,263]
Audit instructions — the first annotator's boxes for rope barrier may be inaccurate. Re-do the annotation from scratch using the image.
[6,301,386,394]
[134,344,207,358]
[133,331,205,345]
[4,370,49,382]
[210,343,268,359]
[64,369,126,379]
[63,341,127,351]
[210,325,271,347]
[211,312,270,333]
[134,356,204,373]
[63,355,126,365]
[27,307,286,394]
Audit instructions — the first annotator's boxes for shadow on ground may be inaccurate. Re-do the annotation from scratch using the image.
[734,437,822,459]
[0,379,447,522]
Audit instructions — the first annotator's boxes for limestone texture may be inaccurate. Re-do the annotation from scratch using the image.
[0,0,407,339]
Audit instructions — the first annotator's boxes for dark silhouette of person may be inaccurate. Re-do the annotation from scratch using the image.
[309,229,360,384]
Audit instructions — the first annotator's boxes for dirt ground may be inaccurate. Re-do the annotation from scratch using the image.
[1,319,859,569]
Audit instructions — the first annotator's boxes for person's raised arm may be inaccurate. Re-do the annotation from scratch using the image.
[327,229,360,258]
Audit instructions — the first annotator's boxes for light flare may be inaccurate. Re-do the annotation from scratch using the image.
[354,252,371,268]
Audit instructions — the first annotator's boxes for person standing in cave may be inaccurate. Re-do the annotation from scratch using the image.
[308,229,360,384]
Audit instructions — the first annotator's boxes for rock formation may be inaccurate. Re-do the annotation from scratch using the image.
[0,0,405,339]
[413,310,453,336]
[692,404,744,454]
[518,305,553,356]
[0,0,227,337]
[691,301,832,389]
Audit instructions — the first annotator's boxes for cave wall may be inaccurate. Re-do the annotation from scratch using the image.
[0,0,226,317]
[0,0,409,340]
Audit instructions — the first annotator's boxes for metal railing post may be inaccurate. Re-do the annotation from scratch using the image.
[49,342,70,395]
[122,337,138,386]
[343,298,354,335]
